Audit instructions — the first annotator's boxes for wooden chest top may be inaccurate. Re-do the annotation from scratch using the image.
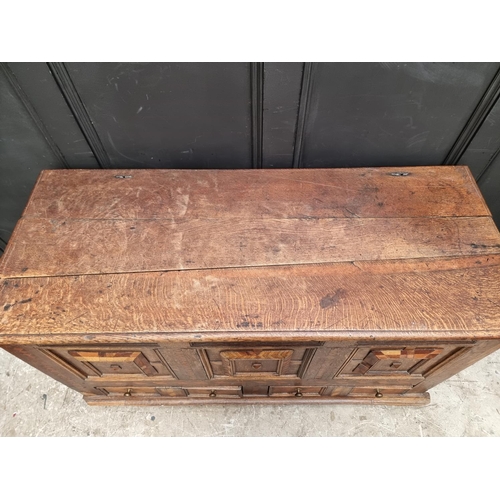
[1,166,500,344]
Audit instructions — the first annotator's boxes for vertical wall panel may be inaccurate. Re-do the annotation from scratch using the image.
[7,63,99,168]
[262,63,303,168]
[65,63,253,169]
[300,62,499,167]
[458,98,500,179]
[478,157,500,228]
[0,67,65,242]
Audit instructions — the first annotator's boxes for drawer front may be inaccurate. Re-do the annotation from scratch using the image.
[95,385,242,399]
[325,384,415,398]
[268,386,326,398]
[186,386,242,398]
[343,386,412,397]
[97,386,169,397]
[94,383,413,400]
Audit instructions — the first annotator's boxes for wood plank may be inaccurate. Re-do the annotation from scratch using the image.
[2,216,499,278]
[3,330,496,346]
[1,255,500,336]
[22,166,490,220]
[157,348,209,380]
[301,347,354,379]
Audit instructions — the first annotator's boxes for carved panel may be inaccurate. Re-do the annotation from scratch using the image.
[355,348,442,374]
[69,350,158,376]
[199,345,317,379]
[220,349,293,377]
[39,346,176,380]
[344,347,444,376]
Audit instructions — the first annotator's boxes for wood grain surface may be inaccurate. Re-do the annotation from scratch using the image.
[1,255,500,336]
[1,166,500,342]
[20,167,491,220]
[1,216,499,277]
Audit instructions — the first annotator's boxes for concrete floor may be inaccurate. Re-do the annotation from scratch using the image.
[0,347,499,437]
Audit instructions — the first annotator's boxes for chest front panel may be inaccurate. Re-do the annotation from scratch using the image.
[26,340,482,405]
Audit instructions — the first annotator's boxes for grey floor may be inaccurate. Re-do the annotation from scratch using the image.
[0,347,499,437]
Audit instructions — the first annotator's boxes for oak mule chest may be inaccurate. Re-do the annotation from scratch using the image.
[1,166,500,407]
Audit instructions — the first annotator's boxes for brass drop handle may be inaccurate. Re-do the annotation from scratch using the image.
[124,389,132,397]
[295,388,303,398]
[375,389,383,398]
[209,390,217,398]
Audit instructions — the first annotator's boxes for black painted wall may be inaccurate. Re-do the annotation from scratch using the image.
[1,62,500,253]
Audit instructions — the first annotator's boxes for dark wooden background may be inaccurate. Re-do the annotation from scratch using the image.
[1,62,500,254]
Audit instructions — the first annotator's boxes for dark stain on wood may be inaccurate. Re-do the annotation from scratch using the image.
[470,243,500,249]
[320,289,347,309]
[4,297,31,311]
